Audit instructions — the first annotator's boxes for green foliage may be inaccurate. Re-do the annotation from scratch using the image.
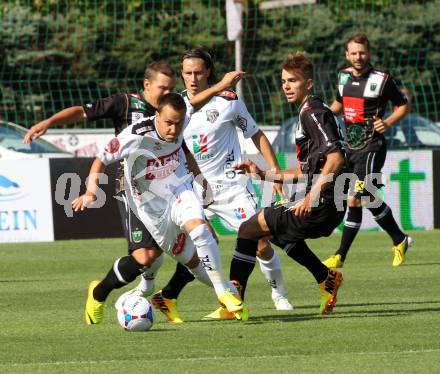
[0,0,439,126]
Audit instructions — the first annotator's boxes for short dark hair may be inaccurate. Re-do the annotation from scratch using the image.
[157,92,186,113]
[181,47,216,82]
[144,61,175,80]
[281,52,314,80]
[346,32,370,51]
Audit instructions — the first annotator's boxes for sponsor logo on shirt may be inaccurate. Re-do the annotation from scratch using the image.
[233,207,247,220]
[235,115,247,132]
[355,180,365,192]
[135,126,148,134]
[192,134,214,161]
[145,149,180,180]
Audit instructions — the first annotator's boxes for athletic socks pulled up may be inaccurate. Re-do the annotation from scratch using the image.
[257,249,288,299]
[93,255,144,302]
[230,238,258,299]
[161,262,195,300]
[336,206,362,261]
[285,240,328,284]
[368,202,405,245]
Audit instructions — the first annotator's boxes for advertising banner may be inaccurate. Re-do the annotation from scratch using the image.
[211,150,434,234]
[0,159,54,242]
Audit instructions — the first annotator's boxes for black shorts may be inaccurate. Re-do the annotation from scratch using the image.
[263,202,346,250]
[116,191,160,253]
[347,141,387,197]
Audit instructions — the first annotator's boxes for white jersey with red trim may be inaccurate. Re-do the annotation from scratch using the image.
[97,117,199,254]
[182,90,259,185]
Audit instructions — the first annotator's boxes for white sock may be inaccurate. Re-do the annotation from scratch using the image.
[187,262,212,287]
[257,250,288,299]
[189,224,232,296]
[138,253,164,294]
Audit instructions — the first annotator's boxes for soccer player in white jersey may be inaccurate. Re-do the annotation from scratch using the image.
[73,93,247,324]
[132,48,293,322]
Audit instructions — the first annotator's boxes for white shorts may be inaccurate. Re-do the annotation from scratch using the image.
[135,184,205,264]
[204,181,258,231]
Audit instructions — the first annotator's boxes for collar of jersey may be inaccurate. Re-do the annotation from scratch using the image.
[138,89,157,112]
[349,64,374,78]
[297,94,315,113]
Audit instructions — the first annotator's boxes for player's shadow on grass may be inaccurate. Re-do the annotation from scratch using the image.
[337,300,440,308]
[403,262,440,267]
[242,300,440,324]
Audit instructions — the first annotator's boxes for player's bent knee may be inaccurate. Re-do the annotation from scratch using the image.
[184,218,206,234]
[238,211,268,240]
[184,252,200,269]
[131,247,162,267]
[256,239,273,260]
[237,219,251,238]
[189,223,216,248]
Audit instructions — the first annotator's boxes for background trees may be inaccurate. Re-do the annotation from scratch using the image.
[1,0,439,126]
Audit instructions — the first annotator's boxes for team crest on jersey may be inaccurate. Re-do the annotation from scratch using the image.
[104,138,120,154]
[132,230,142,243]
[130,97,146,110]
[235,115,247,132]
[206,109,219,123]
[370,83,377,91]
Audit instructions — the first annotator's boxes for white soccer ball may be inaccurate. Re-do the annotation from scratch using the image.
[117,295,154,331]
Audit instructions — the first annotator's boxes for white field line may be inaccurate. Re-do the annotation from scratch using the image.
[2,349,440,367]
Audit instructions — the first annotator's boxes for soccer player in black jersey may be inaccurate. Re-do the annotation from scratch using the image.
[322,32,411,269]
[234,52,346,315]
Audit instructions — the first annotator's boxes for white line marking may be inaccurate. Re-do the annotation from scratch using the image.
[3,349,440,367]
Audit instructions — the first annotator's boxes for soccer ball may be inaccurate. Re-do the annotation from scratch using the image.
[117,295,154,331]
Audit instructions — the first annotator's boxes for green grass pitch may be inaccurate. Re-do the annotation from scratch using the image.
[1,231,440,373]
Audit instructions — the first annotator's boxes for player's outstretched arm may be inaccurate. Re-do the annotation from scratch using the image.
[189,71,244,111]
[23,106,86,144]
[72,158,107,212]
[235,160,301,184]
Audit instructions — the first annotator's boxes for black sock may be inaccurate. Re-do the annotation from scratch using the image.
[93,256,144,302]
[285,240,328,284]
[162,262,195,300]
[336,206,363,261]
[368,202,405,245]
[229,238,258,299]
